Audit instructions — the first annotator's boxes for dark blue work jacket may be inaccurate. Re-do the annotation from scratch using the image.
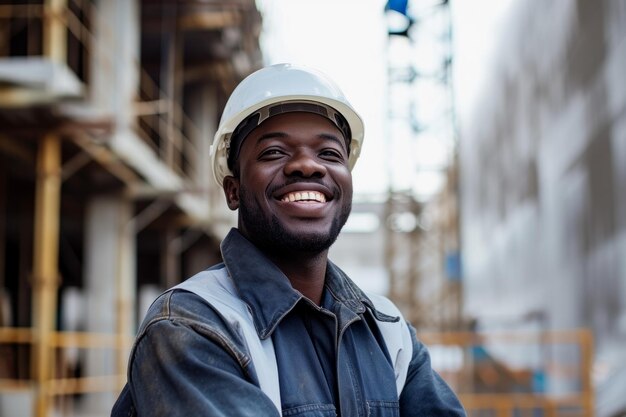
[112,229,466,416]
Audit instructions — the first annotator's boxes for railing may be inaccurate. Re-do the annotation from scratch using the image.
[0,326,132,410]
[420,329,595,417]
[0,1,201,182]
[0,326,594,416]
[0,1,93,81]
[134,66,201,181]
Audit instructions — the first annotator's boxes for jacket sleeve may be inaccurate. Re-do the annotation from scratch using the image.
[118,292,281,417]
[399,323,467,416]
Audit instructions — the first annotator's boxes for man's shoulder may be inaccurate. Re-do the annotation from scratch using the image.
[172,265,252,317]
[365,292,404,319]
[137,265,235,333]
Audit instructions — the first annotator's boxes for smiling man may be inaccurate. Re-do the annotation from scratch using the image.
[112,63,466,417]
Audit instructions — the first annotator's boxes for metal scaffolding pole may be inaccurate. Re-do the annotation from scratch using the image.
[31,134,62,417]
[32,2,66,412]
[43,0,67,63]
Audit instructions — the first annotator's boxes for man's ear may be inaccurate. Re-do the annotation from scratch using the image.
[222,175,240,210]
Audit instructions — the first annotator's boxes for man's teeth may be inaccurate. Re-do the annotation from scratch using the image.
[281,191,327,203]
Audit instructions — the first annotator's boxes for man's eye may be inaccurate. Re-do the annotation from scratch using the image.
[259,149,285,158]
[320,149,344,160]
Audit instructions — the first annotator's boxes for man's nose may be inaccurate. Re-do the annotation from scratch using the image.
[283,151,327,178]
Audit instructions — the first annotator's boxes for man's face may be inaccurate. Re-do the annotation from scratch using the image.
[223,111,353,254]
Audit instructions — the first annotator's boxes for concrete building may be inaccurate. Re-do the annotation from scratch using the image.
[454,1,626,416]
[0,1,262,415]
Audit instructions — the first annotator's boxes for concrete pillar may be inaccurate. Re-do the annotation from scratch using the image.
[88,2,140,405]
[161,228,180,289]
[187,84,234,233]
[90,0,139,128]
[187,84,217,190]
[82,195,135,414]
[160,12,183,170]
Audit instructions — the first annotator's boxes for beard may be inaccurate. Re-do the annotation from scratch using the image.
[237,185,352,255]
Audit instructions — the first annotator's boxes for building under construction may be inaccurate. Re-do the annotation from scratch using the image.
[0,0,262,415]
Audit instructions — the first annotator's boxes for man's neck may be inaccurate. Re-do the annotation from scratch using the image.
[264,249,329,305]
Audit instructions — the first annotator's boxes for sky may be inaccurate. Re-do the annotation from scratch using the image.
[254,0,516,203]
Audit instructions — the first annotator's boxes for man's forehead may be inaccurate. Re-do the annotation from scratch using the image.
[246,112,348,148]
[253,111,344,133]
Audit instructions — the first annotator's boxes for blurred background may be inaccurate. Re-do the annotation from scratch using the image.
[0,0,624,416]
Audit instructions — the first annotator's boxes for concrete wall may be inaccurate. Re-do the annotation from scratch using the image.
[453,1,626,414]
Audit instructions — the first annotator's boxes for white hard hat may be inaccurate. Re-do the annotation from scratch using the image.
[210,63,365,186]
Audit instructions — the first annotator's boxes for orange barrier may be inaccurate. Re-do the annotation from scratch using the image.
[419,329,594,417]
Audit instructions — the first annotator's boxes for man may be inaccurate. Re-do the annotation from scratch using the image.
[112,63,465,416]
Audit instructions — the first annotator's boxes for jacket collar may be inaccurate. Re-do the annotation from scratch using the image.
[220,228,399,339]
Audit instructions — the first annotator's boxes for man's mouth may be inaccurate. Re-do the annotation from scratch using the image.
[280,191,327,203]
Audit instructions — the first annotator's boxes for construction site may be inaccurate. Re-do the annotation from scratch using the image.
[0,0,625,416]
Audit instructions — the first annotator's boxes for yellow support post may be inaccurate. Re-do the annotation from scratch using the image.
[581,329,595,417]
[31,134,62,417]
[43,0,67,63]
[35,2,67,411]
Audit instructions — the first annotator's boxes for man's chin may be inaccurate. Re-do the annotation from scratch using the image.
[255,225,336,254]
[280,232,337,254]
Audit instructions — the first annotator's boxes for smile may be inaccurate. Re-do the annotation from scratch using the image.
[280,191,327,203]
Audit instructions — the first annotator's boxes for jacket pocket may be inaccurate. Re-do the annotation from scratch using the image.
[282,403,337,417]
[367,400,400,417]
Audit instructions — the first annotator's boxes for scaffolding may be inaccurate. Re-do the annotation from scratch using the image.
[384,0,461,331]
[0,1,262,416]
[382,1,596,414]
